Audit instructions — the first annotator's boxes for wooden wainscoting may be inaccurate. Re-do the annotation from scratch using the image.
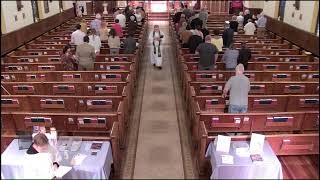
[265,16,319,56]
[1,8,75,56]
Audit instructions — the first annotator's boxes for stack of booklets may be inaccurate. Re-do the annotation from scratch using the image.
[90,141,103,155]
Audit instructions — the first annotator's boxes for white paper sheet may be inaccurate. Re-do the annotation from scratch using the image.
[54,166,72,178]
[221,155,234,164]
[71,154,87,166]
[249,133,265,154]
[216,135,231,153]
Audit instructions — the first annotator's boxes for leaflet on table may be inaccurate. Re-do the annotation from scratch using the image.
[70,153,87,166]
[232,142,250,157]
[221,155,234,164]
[216,135,231,153]
[249,133,265,155]
[53,166,72,178]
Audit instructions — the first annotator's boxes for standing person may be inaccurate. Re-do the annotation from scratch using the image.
[255,12,267,38]
[107,28,121,54]
[237,42,251,70]
[222,24,234,48]
[222,43,239,70]
[243,19,256,35]
[23,133,59,179]
[179,22,192,48]
[135,8,143,26]
[60,44,77,71]
[88,29,102,54]
[229,15,239,34]
[128,15,138,35]
[182,5,192,19]
[237,11,244,28]
[243,9,252,25]
[149,25,164,69]
[188,34,203,53]
[190,24,204,40]
[70,24,86,46]
[195,35,219,70]
[123,33,137,54]
[211,29,223,52]
[99,22,109,42]
[198,7,208,28]
[115,10,126,28]
[222,64,250,113]
[79,19,88,34]
[200,27,209,42]
[76,36,96,71]
[231,0,243,15]
[113,8,120,18]
[112,19,123,38]
[90,14,102,36]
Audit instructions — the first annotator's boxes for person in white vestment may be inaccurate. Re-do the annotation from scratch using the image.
[23,133,59,179]
[243,19,256,35]
[149,25,164,69]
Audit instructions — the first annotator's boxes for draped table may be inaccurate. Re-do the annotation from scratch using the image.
[205,140,283,179]
[1,139,113,179]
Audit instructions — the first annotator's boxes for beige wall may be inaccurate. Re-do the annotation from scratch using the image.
[38,0,60,19]
[283,1,319,33]
[263,0,279,18]
[243,1,263,9]
[1,1,34,34]
[63,1,75,10]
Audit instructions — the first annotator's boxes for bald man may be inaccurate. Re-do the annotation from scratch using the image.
[195,35,219,70]
[222,64,250,113]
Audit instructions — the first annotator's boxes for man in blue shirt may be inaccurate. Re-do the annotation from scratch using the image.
[255,12,267,38]
[90,14,102,36]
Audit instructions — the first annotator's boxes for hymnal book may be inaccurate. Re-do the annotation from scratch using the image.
[90,141,103,152]
[250,154,263,162]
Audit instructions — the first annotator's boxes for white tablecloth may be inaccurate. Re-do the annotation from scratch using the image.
[1,139,113,179]
[205,140,283,179]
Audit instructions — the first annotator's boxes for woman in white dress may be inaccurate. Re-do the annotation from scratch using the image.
[88,29,102,54]
[149,25,164,69]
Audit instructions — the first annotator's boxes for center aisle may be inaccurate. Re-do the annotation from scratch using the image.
[133,21,184,178]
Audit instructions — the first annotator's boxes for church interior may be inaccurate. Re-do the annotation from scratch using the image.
[1,0,319,179]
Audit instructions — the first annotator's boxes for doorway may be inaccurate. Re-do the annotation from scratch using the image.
[147,0,169,13]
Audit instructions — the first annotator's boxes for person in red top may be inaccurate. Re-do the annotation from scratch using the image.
[112,19,123,38]
[231,0,243,15]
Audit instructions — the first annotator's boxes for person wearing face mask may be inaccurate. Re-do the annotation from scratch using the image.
[23,133,59,179]
[149,25,164,69]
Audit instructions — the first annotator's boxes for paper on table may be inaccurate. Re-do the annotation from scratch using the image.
[71,153,87,166]
[216,135,231,153]
[221,155,234,164]
[54,166,72,178]
[249,133,265,154]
